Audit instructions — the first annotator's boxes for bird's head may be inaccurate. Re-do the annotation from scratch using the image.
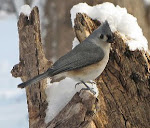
[93,20,114,44]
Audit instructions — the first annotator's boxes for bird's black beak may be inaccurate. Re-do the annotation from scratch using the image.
[107,34,114,43]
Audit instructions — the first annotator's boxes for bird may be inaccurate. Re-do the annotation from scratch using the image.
[18,20,114,94]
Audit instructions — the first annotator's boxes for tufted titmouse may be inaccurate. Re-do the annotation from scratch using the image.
[18,20,114,94]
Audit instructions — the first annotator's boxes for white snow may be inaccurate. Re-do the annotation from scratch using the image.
[72,37,80,49]
[19,5,31,17]
[70,2,148,51]
[45,78,98,123]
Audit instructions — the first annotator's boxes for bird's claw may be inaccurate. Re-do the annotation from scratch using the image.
[81,87,96,95]
[75,81,96,95]
[75,82,81,88]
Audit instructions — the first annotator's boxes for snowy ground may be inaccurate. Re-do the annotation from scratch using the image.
[0,13,28,128]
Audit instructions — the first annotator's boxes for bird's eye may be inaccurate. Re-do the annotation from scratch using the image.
[100,34,104,39]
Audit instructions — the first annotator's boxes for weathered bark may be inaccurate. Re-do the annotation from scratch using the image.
[11,7,52,128]
[11,7,150,128]
[73,13,150,128]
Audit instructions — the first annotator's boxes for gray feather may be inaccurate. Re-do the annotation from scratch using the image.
[51,42,104,76]
[18,70,51,88]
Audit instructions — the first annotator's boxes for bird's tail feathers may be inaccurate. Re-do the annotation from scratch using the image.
[18,69,52,88]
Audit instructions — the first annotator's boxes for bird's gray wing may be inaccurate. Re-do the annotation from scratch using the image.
[50,42,104,76]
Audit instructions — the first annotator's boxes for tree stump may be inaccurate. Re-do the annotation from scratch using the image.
[11,7,52,128]
[11,7,150,128]
[73,13,150,128]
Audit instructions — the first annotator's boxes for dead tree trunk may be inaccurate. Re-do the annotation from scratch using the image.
[11,7,51,128]
[11,7,150,128]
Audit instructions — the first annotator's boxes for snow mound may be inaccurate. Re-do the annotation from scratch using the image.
[70,2,148,51]
[45,78,98,123]
[19,5,31,17]
[72,37,80,49]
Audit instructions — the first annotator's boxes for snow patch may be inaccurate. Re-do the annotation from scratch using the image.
[72,37,80,49]
[70,2,148,51]
[19,5,31,17]
[45,78,98,123]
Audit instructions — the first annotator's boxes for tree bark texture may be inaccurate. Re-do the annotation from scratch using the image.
[11,7,150,128]
[11,7,52,128]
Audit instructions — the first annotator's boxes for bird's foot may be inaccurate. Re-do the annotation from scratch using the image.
[81,81,96,95]
[75,81,96,95]
[75,82,81,88]
[81,87,96,95]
